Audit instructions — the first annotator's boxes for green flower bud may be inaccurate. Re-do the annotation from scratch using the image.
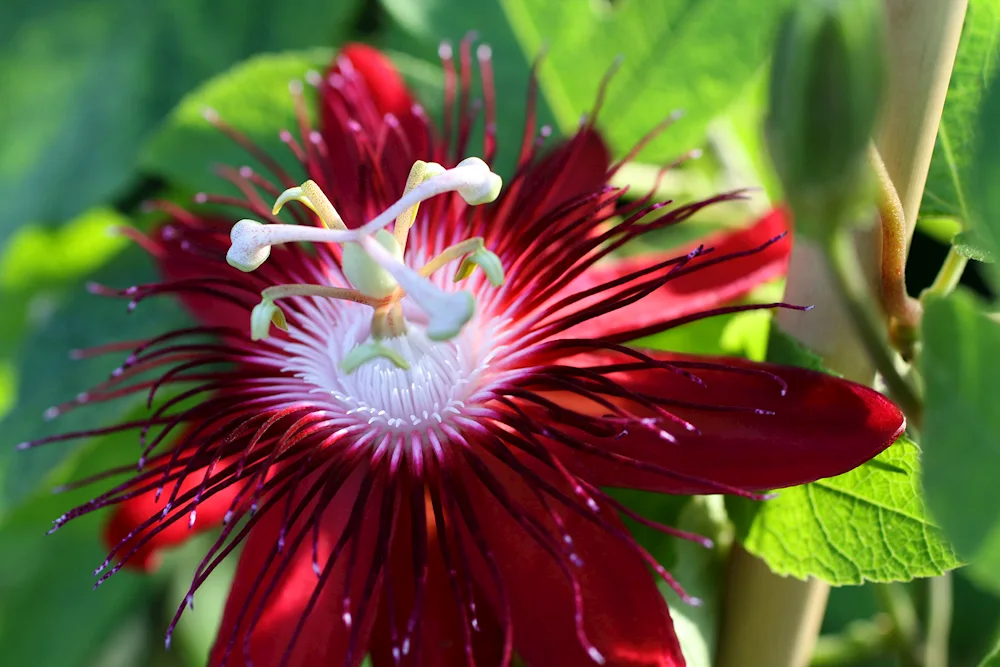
[766,0,885,237]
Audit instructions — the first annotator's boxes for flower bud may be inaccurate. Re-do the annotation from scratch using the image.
[766,0,885,237]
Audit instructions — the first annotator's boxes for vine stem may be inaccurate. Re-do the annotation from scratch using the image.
[923,573,953,667]
[875,583,922,667]
[824,228,924,425]
[923,246,969,299]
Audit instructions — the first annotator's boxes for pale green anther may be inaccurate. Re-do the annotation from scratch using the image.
[455,247,505,286]
[272,186,315,216]
[342,229,404,299]
[250,300,288,341]
[340,342,411,373]
[425,291,475,341]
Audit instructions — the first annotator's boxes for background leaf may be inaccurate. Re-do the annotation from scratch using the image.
[921,290,1000,594]
[0,0,362,246]
[919,0,1000,223]
[0,243,190,514]
[499,0,789,161]
[140,49,333,199]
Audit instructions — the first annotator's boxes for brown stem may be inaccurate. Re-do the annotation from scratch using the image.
[870,146,923,360]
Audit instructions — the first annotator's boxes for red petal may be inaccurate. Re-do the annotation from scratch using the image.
[208,468,383,667]
[554,350,905,494]
[334,44,415,119]
[567,207,791,340]
[465,459,684,667]
[369,493,504,666]
[103,471,242,572]
[531,128,612,216]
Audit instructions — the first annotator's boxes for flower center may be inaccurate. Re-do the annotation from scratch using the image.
[227,157,506,374]
[282,308,498,434]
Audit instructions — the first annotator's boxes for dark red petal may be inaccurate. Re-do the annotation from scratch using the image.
[567,207,791,340]
[369,496,504,666]
[103,474,242,572]
[208,470,381,667]
[531,128,612,217]
[466,459,684,667]
[556,350,905,494]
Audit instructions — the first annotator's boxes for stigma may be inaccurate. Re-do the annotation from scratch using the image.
[226,157,505,372]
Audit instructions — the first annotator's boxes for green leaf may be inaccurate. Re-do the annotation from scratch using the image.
[730,436,960,584]
[141,49,333,199]
[0,521,150,667]
[970,51,1000,291]
[500,0,790,161]
[922,290,1000,585]
[921,0,1000,222]
[662,496,728,667]
[0,246,190,514]
[0,0,362,243]
[982,633,1000,667]
[953,229,997,262]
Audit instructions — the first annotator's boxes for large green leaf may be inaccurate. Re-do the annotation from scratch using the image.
[729,437,959,584]
[921,290,1000,592]
[498,0,789,161]
[141,49,332,200]
[0,0,361,244]
[921,0,1000,222]
[0,208,129,356]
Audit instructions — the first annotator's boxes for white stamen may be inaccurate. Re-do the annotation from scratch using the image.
[226,159,499,270]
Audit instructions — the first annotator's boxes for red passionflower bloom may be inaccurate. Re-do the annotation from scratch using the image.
[29,42,905,667]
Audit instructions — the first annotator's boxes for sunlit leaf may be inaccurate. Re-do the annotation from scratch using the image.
[953,229,996,263]
[730,436,960,583]
[498,0,790,161]
[921,0,1000,223]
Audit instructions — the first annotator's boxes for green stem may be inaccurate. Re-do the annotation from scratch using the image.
[874,583,922,667]
[922,246,969,300]
[923,574,953,667]
[824,229,924,425]
[810,616,894,666]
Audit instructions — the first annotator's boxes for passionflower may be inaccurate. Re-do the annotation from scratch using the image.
[28,41,905,667]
